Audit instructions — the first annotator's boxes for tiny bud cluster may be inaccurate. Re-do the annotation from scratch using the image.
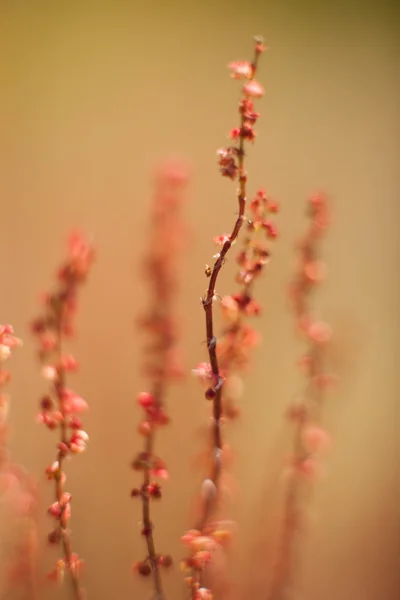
[132,161,188,599]
[217,39,266,180]
[30,232,94,598]
[217,188,279,417]
[270,193,334,599]
[0,326,39,597]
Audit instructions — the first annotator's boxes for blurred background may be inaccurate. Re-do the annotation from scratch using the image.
[0,1,399,599]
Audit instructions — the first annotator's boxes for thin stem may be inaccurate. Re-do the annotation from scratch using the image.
[141,379,165,599]
[54,314,85,600]
[267,346,324,600]
[199,42,261,527]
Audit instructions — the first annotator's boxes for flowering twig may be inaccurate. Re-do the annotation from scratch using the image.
[131,161,189,599]
[268,193,334,600]
[217,189,279,418]
[0,326,39,600]
[30,233,95,600]
[182,37,267,600]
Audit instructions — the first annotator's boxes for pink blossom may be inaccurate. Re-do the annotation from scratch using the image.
[304,260,326,283]
[152,467,169,479]
[228,60,252,79]
[229,127,241,139]
[196,588,213,600]
[45,461,60,479]
[41,365,58,381]
[0,344,11,362]
[137,391,155,408]
[60,354,79,372]
[181,529,201,546]
[61,389,88,413]
[297,457,320,481]
[243,80,264,98]
[48,502,62,518]
[192,362,213,384]
[213,234,231,246]
[220,295,239,321]
[302,425,332,453]
[308,321,332,344]
[47,569,62,584]
[314,373,338,390]
[70,429,89,453]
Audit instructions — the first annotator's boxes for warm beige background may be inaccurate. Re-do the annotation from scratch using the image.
[0,1,399,599]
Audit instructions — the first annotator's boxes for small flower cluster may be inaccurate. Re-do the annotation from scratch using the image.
[132,161,188,599]
[0,324,23,406]
[0,326,39,598]
[268,193,333,600]
[217,38,266,180]
[180,524,232,599]
[30,232,94,599]
[286,193,334,470]
[0,326,23,476]
[217,189,279,417]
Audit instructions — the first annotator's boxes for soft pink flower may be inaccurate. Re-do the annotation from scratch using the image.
[213,234,231,246]
[192,362,213,384]
[60,354,79,372]
[314,373,338,390]
[302,425,332,453]
[70,429,89,453]
[220,295,239,321]
[297,457,320,481]
[181,529,201,546]
[304,260,326,283]
[61,389,88,413]
[228,60,252,79]
[243,80,264,98]
[152,467,169,479]
[137,391,155,408]
[41,365,58,381]
[0,344,11,362]
[196,588,213,600]
[308,321,332,344]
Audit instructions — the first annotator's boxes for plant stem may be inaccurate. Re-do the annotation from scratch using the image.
[199,44,261,528]
[54,316,85,600]
[142,379,164,599]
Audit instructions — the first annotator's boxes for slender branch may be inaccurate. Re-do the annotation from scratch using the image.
[183,37,267,600]
[31,232,94,599]
[53,318,85,600]
[267,194,333,600]
[132,161,188,598]
[200,38,263,514]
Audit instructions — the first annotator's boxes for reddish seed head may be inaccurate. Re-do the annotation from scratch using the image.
[158,554,173,568]
[68,416,83,429]
[40,396,53,411]
[138,420,152,437]
[48,529,62,544]
[263,220,278,239]
[205,388,216,400]
[148,482,162,498]
[137,392,155,409]
[243,80,264,98]
[133,561,151,577]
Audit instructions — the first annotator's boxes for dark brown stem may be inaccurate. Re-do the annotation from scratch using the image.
[188,42,264,598]
[198,41,262,527]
